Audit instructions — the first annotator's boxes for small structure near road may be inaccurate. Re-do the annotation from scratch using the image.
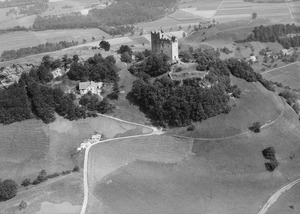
[79,81,103,96]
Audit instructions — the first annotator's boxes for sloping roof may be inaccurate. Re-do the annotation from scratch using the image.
[79,81,103,90]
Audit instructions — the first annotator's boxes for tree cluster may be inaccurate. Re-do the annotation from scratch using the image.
[67,54,118,82]
[237,24,300,49]
[130,60,232,127]
[79,93,114,113]
[32,0,176,32]
[129,53,171,77]
[262,147,279,172]
[1,40,78,61]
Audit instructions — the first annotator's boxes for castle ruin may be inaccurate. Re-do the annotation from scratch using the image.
[151,30,178,62]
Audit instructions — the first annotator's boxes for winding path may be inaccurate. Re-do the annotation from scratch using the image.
[258,178,300,214]
[79,114,163,214]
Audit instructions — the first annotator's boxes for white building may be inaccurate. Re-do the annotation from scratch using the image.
[79,81,103,96]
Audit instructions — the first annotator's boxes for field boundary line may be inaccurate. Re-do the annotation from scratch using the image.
[284,0,294,21]
[261,61,300,75]
[212,0,225,19]
[80,115,163,214]
[258,177,300,214]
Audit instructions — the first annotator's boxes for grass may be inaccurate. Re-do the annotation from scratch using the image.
[168,77,283,138]
[86,101,300,213]
[268,183,300,214]
[262,62,300,89]
[87,135,193,214]
[0,114,152,184]
[0,28,109,55]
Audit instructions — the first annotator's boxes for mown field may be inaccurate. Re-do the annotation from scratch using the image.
[0,28,109,55]
[262,62,300,89]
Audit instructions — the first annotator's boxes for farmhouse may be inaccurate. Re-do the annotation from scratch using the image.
[151,30,179,62]
[281,49,293,56]
[79,81,103,96]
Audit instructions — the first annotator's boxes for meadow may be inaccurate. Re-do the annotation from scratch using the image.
[86,100,300,214]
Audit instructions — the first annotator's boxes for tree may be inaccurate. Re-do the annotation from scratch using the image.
[120,52,132,63]
[99,40,110,51]
[0,179,18,200]
[72,54,79,63]
[252,12,257,19]
[92,36,95,41]
[33,170,47,184]
[117,45,132,56]
[111,81,120,99]
[135,52,145,62]
[262,147,276,160]
[82,38,87,43]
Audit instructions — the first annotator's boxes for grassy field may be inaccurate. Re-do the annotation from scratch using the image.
[0,114,152,184]
[0,173,83,214]
[0,28,109,55]
[262,62,300,89]
[86,101,300,214]
[268,182,300,214]
[86,135,193,214]
[169,77,283,138]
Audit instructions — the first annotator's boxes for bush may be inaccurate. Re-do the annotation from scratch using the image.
[262,147,276,160]
[187,124,195,131]
[249,121,261,133]
[47,172,60,179]
[265,159,279,172]
[21,179,31,187]
[19,200,27,210]
[73,166,80,172]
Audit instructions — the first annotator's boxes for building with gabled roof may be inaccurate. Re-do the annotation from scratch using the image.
[79,81,103,97]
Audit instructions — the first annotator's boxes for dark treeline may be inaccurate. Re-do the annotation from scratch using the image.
[1,41,78,61]
[237,24,300,48]
[0,0,48,8]
[67,54,118,83]
[19,2,48,16]
[32,0,176,32]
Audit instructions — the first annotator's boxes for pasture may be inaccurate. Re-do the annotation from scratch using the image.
[0,28,109,55]
[268,182,300,214]
[169,77,283,138]
[262,62,300,89]
[0,114,152,184]
[87,102,300,214]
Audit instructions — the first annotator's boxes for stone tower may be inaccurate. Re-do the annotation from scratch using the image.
[151,30,178,62]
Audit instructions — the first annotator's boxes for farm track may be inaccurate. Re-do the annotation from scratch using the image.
[261,61,300,75]
[258,177,300,214]
[80,114,164,214]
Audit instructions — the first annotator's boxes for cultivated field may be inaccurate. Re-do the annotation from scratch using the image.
[268,182,300,214]
[262,62,300,89]
[0,28,109,55]
[169,77,283,138]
